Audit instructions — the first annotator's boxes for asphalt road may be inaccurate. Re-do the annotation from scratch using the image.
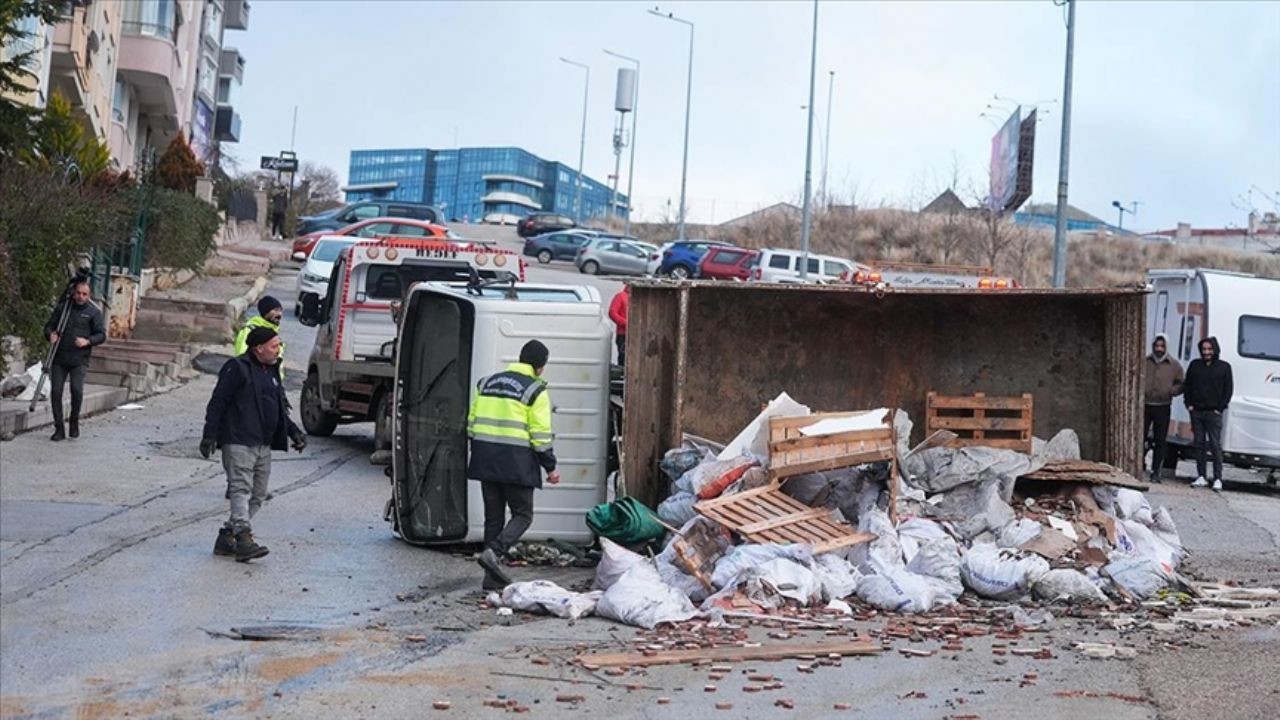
[1,256,1277,719]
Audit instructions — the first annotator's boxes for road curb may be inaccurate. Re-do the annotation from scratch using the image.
[227,276,269,323]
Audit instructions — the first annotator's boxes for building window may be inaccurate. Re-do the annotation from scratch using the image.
[198,54,218,101]
[5,15,42,69]
[112,78,128,123]
[124,0,178,43]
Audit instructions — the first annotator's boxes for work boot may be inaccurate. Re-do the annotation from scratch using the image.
[482,572,508,591]
[1190,476,1208,488]
[477,548,513,586]
[234,530,269,562]
[213,527,236,557]
[1212,479,1223,493]
[68,418,79,439]
[50,423,65,442]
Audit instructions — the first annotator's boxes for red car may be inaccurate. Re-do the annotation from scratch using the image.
[291,217,451,260]
[697,246,759,280]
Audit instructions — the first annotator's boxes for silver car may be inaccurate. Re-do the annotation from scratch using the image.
[575,237,654,276]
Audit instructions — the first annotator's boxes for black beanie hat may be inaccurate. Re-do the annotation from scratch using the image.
[519,340,549,369]
[245,326,278,349]
[257,295,282,317]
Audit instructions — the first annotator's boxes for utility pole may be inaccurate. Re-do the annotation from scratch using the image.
[649,8,694,242]
[560,58,590,223]
[1051,0,1077,288]
[799,0,819,281]
[821,70,834,207]
[605,50,640,237]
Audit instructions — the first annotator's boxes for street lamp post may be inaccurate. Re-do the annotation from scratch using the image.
[821,70,834,207]
[648,8,694,242]
[1112,200,1138,231]
[799,0,819,281]
[605,49,640,237]
[560,57,590,223]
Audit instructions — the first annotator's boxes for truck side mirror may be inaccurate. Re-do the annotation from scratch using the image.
[299,294,322,327]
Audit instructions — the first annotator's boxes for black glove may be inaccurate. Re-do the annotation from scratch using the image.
[290,431,307,453]
[199,438,216,459]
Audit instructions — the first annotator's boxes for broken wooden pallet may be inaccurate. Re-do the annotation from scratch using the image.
[1019,460,1149,491]
[695,484,875,553]
[576,640,882,668]
[927,392,1033,453]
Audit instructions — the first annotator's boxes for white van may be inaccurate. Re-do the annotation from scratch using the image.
[1147,269,1280,476]
[389,281,613,545]
[753,249,860,284]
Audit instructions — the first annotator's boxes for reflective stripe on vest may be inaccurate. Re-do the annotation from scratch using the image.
[468,370,548,449]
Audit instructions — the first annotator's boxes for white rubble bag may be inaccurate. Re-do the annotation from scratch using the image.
[1112,488,1154,526]
[856,567,937,613]
[703,558,820,610]
[710,543,814,589]
[656,491,698,527]
[496,581,602,620]
[897,517,951,564]
[1103,556,1172,599]
[1116,518,1184,574]
[596,563,699,629]
[1032,569,1109,604]
[996,518,1044,548]
[812,553,862,602]
[960,543,1050,600]
[907,537,964,604]
[595,538,647,591]
[849,508,903,574]
[929,478,1016,541]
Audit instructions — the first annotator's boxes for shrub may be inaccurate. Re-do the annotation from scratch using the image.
[143,188,221,270]
[155,133,205,193]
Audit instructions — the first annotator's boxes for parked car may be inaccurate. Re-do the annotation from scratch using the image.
[575,236,653,276]
[295,236,360,314]
[753,249,857,284]
[698,246,760,281]
[296,201,445,236]
[292,217,451,260]
[656,239,732,279]
[517,212,577,238]
[522,231,593,263]
[645,242,672,276]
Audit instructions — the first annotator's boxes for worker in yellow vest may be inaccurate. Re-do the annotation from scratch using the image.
[467,340,560,590]
[234,296,286,370]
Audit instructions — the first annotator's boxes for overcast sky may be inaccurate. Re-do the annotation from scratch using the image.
[230,0,1279,231]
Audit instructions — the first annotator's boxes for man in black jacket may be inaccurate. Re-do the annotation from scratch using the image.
[43,280,106,441]
[1183,336,1233,492]
[201,327,306,561]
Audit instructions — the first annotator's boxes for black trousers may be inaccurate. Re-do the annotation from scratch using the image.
[1191,409,1225,481]
[270,213,285,237]
[615,334,626,367]
[481,481,535,555]
[49,361,87,427]
[1143,403,1171,476]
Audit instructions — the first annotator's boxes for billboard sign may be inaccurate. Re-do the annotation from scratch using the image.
[261,155,299,172]
[988,107,1036,213]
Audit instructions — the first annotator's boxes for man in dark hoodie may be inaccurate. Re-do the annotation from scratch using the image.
[201,327,307,561]
[1183,336,1233,492]
[43,279,106,441]
[1143,334,1184,482]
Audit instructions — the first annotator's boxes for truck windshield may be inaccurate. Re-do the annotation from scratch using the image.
[366,264,513,300]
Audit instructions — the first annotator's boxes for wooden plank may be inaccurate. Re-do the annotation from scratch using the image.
[929,416,1032,431]
[739,507,833,534]
[770,448,895,479]
[768,412,881,432]
[771,428,894,453]
[927,395,1033,411]
[696,484,778,510]
[814,532,877,553]
[946,437,1031,451]
[576,641,882,669]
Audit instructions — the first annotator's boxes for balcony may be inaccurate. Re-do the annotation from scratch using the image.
[215,106,241,143]
[224,0,251,30]
[117,33,181,122]
[219,47,245,83]
[481,191,540,210]
[482,173,544,189]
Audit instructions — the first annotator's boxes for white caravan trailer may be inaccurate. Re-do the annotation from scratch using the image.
[1146,269,1280,477]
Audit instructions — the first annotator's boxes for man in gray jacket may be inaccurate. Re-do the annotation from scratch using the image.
[1143,334,1184,482]
[43,280,106,441]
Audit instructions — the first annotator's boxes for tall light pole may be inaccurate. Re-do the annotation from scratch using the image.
[821,70,834,207]
[560,57,590,223]
[1112,200,1138,231]
[1051,0,1077,288]
[798,0,819,281]
[605,49,640,237]
[649,8,694,242]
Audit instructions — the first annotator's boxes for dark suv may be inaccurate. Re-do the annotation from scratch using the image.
[297,200,444,236]
[517,212,577,238]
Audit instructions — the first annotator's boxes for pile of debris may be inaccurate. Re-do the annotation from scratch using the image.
[490,392,1262,634]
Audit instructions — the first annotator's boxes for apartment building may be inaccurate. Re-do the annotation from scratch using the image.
[0,14,54,108]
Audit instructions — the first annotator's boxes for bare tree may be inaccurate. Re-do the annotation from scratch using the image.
[298,161,342,214]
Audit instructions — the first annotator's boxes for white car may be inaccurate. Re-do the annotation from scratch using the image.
[753,249,859,284]
[646,242,673,276]
[295,235,359,314]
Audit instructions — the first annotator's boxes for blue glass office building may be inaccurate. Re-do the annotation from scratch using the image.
[346,147,627,224]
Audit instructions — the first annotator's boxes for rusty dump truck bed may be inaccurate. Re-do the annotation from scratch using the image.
[621,282,1147,507]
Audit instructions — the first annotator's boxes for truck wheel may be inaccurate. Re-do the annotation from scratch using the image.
[670,264,691,280]
[301,372,338,437]
[537,249,553,264]
[582,260,600,275]
[374,391,392,450]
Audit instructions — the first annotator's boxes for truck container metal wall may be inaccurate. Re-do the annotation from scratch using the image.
[622,282,1146,508]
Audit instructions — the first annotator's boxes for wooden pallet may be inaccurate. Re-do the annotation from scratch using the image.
[769,410,900,523]
[926,392,1033,453]
[694,483,876,553]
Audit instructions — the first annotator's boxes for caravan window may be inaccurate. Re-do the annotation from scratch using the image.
[1239,315,1280,361]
